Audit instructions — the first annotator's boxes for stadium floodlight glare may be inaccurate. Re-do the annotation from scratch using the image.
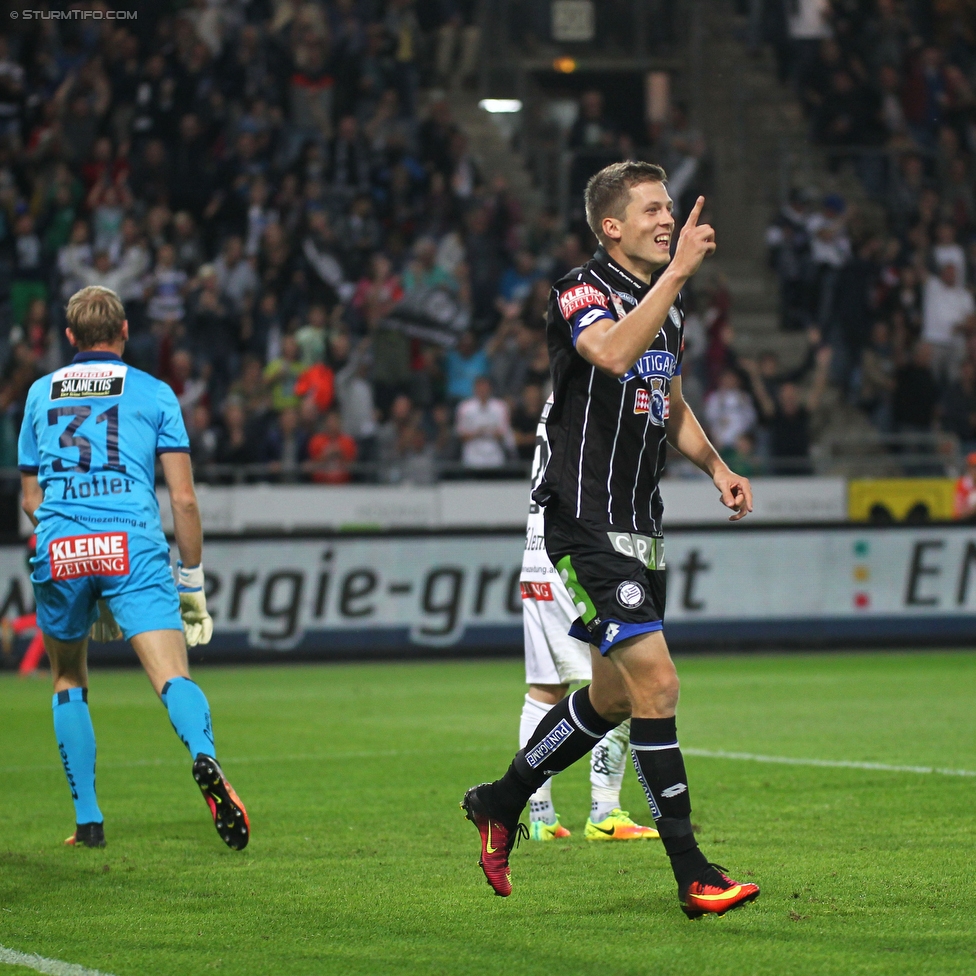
[478,99,523,113]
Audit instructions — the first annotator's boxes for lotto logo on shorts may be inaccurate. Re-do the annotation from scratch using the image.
[50,532,130,579]
[520,582,553,601]
[558,284,608,319]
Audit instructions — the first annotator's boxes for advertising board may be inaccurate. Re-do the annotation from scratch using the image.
[1,524,974,659]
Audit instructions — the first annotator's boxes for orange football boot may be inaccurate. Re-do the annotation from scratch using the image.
[681,864,760,919]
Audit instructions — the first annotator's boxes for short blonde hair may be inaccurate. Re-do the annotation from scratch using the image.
[66,286,126,349]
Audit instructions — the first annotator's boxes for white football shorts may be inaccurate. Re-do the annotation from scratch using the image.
[522,577,592,685]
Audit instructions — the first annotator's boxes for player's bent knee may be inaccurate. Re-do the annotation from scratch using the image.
[626,667,679,716]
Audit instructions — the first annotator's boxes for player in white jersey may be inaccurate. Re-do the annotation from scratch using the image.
[519,396,658,842]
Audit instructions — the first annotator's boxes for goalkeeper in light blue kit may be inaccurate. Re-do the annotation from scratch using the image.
[18,285,249,850]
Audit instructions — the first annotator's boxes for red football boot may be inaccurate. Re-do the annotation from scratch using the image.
[460,784,528,897]
[680,863,760,919]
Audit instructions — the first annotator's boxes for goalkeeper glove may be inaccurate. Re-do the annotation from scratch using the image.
[90,599,123,642]
[177,562,213,647]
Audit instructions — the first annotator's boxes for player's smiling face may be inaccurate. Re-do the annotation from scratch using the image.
[609,180,675,275]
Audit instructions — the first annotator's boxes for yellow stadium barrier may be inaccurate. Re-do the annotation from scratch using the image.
[848,478,957,523]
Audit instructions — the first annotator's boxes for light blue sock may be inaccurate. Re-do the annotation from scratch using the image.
[160,677,215,759]
[52,688,103,825]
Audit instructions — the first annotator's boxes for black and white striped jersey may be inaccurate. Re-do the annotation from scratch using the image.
[534,246,684,536]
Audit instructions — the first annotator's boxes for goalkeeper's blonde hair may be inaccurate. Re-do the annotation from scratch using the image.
[66,286,126,349]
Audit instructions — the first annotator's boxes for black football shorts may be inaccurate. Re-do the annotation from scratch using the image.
[544,510,667,655]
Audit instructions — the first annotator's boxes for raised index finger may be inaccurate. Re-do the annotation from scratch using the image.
[684,196,705,228]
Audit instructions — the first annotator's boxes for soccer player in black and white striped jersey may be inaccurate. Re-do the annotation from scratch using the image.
[519,394,657,843]
[463,162,759,918]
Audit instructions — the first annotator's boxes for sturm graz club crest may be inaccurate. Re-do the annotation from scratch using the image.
[633,378,670,426]
[616,580,645,609]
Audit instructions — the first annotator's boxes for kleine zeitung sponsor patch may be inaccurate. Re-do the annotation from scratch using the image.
[50,532,130,579]
[558,283,608,319]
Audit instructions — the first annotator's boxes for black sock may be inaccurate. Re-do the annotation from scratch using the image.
[486,686,616,823]
[629,716,708,890]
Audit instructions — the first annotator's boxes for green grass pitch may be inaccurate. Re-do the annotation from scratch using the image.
[1,651,975,976]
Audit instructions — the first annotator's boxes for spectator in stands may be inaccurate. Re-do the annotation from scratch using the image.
[430,402,461,465]
[400,423,437,486]
[751,347,832,473]
[921,260,976,382]
[145,243,188,326]
[498,251,541,305]
[295,304,329,366]
[704,369,757,452]
[787,0,833,90]
[216,398,262,468]
[58,220,94,301]
[814,69,884,150]
[488,306,534,402]
[456,375,514,471]
[336,346,379,463]
[376,393,417,482]
[511,383,544,462]
[352,253,403,329]
[722,431,760,478]
[295,358,335,414]
[857,321,897,433]
[264,334,304,412]
[807,194,850,332]
[307,409,358,484]
[766,188,812,331]
[444,330,489,403]
[215,235,258,315]
[940,359,976,450]
[188,402,219,468]
[265,406,309,482]
[12,214,45,324]
[568,90,617,151]
[893,343,940,434]
[402,236,456,293]
[377,394,437,485]
[932,223,967,284]
[435,1,480,87]
[833,236,883,392]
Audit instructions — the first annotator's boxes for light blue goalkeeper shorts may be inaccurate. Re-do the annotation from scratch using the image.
[31,522,182,642]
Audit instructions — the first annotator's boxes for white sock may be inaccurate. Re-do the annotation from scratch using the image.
[590,719,630,820]
[518,693,554,749]
[520,694,557,823]
[590,800,618,823]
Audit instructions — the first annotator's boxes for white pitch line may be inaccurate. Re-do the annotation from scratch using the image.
[0,945,116,976]
[684,748,976,778]
[4,744,974,780]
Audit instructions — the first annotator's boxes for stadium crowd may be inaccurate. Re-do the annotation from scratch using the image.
[4,1,974,486]
[0,0,567,485]
[759,0,976,459]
